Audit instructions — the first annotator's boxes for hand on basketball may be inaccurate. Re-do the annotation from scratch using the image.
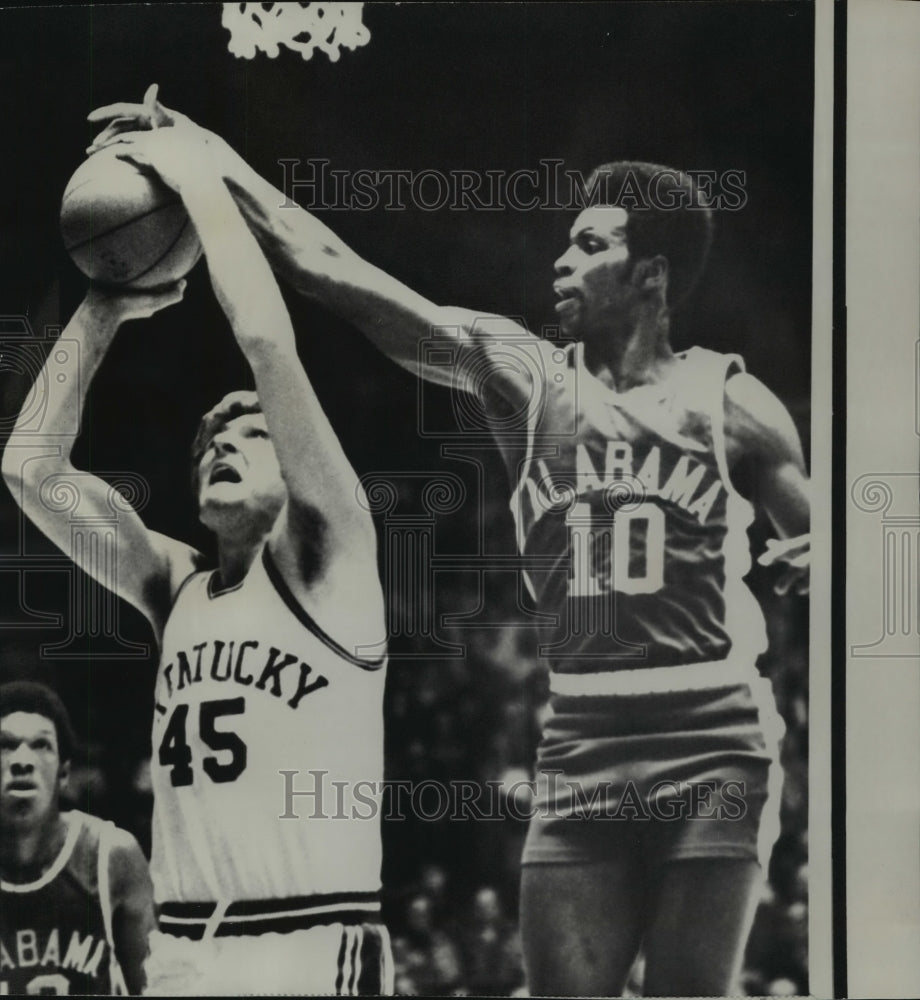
[87,84,233,170]
[86,84,191,153]
[757,534,810,596]
[85,280,187,324]
[112,125,220,195]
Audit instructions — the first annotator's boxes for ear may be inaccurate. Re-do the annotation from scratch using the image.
[634,254,669,294]
[58,759,71,794]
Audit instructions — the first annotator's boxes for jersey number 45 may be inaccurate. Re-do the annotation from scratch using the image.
[158,698,248,787]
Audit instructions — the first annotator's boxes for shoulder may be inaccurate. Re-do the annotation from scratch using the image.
[156,534,208,592]
[464,314,556,371]
[724,370,803,460]
[677,345,744,390]
[432,308,536,362]
[451,311,545,406]
[83,815,144,871]
[455,309,533,341]
[145,532,207,637]
[60,813,146,900]
[105,826,151,904]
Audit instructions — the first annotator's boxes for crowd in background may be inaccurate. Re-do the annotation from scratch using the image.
[378,604,809,995]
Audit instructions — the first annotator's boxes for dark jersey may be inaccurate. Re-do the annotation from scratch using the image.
[510,342,766,674]
[1,811,122,995]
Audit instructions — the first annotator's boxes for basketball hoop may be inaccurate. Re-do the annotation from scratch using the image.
[222,2,370,63]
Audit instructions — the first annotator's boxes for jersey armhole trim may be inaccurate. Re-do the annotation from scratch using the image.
[712,353,747,502]
[261,547,386,671]
[98,822,129,995]
[97,820,115,950]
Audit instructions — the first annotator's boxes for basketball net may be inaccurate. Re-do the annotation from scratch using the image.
[222,2,370,62]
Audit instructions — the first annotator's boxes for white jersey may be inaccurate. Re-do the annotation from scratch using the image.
[150,545,386,911]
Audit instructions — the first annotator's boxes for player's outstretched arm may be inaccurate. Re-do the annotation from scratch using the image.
[116,126,383,635]
[107,828,155,995]
[0,287,202,641]
[87,87,537,412]
[724,372,810,595]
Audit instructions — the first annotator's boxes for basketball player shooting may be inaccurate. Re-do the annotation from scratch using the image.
[2,124,392,995]
[1,681,155,995]
[87,90,809,996]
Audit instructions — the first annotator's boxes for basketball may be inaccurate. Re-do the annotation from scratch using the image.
[60,146,202,290]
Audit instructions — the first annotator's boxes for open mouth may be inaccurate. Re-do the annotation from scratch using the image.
[554,285,579,305]
[6,781,37,794]
[209,464,243,486]
[554,291,579,316]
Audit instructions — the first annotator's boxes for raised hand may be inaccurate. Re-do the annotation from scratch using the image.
[111,123,225,195]
[86,84,192,154]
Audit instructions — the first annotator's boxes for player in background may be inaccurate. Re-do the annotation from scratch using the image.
[85,90,809,996]
[1,681,154,995]
[2,125,391,994]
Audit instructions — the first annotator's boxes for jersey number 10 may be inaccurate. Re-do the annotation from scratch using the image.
[567,501,666,596]
[1,974,70,995]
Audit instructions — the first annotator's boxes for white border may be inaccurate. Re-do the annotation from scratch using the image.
[846,2,920,997]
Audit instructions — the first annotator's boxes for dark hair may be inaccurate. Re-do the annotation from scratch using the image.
[0,681,75,762]
[190,390,262,496]
[582,161,714,308]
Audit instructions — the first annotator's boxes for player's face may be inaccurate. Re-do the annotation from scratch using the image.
[553,206,639,338]
[0,712,67,828]
[197,413,287,527]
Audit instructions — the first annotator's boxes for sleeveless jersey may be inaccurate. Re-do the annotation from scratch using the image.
[150,545,387,908]
[1,811,121,995]
[509,342,767,674]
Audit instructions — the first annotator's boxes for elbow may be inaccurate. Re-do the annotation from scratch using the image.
[235,324,298,367]
[288,243,356,299]
[221,292,298,359]
[2,450,35,511]
[291,246,326,291]
[2,445,74,507]
[1,442,23,493]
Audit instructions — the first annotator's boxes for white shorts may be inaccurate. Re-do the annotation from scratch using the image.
[144,922,393,996]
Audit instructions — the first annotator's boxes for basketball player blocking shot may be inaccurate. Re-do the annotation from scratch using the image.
[86,90,809,997]
[2,125,392,995]
[1,681,155,995]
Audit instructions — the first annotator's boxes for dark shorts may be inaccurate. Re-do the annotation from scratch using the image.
[522,677,785,871]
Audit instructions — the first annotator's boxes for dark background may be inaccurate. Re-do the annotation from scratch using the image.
[0,3,814,994]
